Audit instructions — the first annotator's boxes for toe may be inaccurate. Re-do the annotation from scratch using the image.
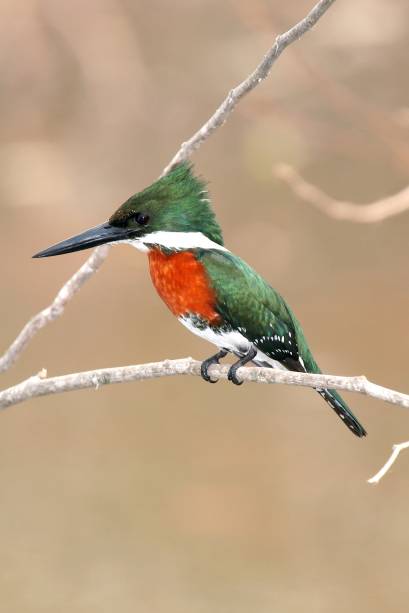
[227,368,243,386]
[201,363,218,383]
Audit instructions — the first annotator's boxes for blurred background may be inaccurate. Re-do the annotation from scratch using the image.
[1,0,409,611]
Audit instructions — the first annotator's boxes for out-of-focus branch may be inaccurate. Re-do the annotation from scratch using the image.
[274,163,409,223]
[1,357,408,412]
[368,441,409,484]
[0,245,111,374]
[233,0,409,175]
[0,0,337,375]
[161,0,336,176]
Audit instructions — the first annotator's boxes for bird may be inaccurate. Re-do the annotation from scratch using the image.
[33,162,366,437]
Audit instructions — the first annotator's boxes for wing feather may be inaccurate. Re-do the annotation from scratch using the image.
[198,250,318,372]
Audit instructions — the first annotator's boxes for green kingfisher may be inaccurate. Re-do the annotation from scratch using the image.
[33,163,366,437]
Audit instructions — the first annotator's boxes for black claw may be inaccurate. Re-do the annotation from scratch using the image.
[201,362,218,383]
[227,365,243,385]
[201,349,228,383]
[227,346,257,386]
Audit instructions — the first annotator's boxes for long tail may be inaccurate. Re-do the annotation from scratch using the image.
[317,388,367,438]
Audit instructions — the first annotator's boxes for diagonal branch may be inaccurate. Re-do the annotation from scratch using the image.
[161,0,336,176]
[368,441,409,484]
[0,245,110,374]
[0,0,337,374]
[1,357,408,411]
[274,163,409,223]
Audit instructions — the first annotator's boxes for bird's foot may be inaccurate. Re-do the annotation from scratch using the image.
[227,346,257,386]
[227,364,243,385]
[201,349,228,383]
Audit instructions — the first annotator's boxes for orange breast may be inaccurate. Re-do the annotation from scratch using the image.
[148,249,221,324]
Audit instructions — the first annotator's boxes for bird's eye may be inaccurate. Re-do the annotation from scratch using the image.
[131,212,150,226]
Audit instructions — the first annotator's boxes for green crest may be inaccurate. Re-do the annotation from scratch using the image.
[109,162,224,245]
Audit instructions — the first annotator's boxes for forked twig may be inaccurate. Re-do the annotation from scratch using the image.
[368,442,409,484]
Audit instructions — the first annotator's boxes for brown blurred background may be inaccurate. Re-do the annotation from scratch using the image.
[1,0,409,611]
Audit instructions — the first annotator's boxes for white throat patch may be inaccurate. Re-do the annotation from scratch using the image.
[126,231,228,252]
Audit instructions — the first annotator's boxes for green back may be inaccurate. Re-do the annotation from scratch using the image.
[197,249,320,373]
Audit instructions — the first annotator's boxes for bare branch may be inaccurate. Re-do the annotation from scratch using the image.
[162,0,336,176]
[0,245,110,373]
[4,357,409,482]
[0,0,337,375]
[1,357,408,412]
[368,441,409,484]
[274,163,409,223]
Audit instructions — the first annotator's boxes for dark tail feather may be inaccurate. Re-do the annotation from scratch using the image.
[317,388,366,437]
[279,357,367,437]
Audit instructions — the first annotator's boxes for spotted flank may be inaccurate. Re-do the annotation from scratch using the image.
[317,388,367,438]
[252,328,299,363]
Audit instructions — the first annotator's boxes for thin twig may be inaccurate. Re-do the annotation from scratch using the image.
[0,245,110,374]
[0,357,408,411]
[162,0,336,176]
[274,163,409,223]
[0,0,337,375]
[367,441,409,484]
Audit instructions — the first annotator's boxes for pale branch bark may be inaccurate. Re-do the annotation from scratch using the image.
[1,357,409,412]
[0,245,111,374]
[161,0,336,176]
[274,163,409,223]
[0,0,337,375]
[3,359,409,482]
[368,441,409,484]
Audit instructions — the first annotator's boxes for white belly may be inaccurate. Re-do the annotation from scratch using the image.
[179,316,286,370]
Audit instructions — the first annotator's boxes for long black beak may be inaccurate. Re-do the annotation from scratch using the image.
[33,222,133,258]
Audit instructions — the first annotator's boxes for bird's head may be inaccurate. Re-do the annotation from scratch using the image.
[33,163,224,258]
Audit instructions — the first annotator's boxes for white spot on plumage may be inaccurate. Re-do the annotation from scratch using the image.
[178,316,286,371]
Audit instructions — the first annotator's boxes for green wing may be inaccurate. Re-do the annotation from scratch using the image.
[198,250,367,438]
[198,249,320,373]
